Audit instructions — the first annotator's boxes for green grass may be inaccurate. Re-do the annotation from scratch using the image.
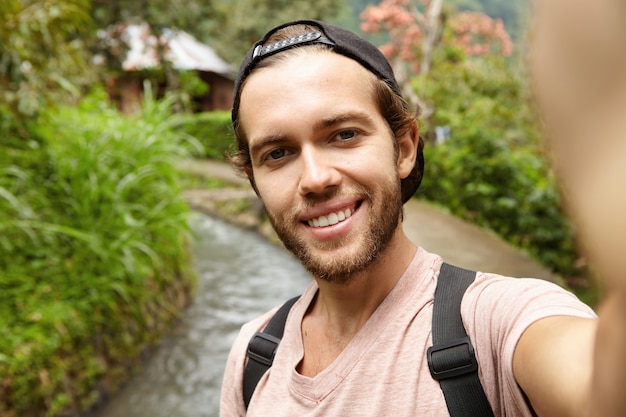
[0,88,201,416]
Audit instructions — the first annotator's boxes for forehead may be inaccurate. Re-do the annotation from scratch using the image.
[238,51,379,137]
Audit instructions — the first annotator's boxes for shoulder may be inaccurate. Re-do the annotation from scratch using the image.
[221,297,295,415]
[461,271,596,379]
[459,272,596,415]
[219,305,281,416]
[468,272,595,317]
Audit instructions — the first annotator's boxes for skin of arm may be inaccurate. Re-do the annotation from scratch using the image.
[590,292,626,416]
[514,295,626,417]
[528,1,626,415]
[513,316,597,417]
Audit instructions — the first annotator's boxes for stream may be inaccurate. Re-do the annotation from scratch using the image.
[91,213,310,417]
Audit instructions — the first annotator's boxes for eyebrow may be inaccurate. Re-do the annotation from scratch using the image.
[312,111,377,132]
[248,110,378,159]
[249,135,287,161]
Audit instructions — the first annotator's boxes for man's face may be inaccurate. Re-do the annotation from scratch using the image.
[238,51,414,283]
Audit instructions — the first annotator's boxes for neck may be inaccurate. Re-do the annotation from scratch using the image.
[297,228,417,377]
[310,229,417,334]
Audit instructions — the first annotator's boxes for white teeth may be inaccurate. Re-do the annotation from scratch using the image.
[307,208,352,228]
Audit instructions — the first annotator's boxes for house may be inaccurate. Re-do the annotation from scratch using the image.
[105,23,234,114]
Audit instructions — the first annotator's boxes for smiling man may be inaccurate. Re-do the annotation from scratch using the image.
[219,20,602,417]
[239,51,414,286]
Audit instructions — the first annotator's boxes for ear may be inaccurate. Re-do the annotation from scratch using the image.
[244,166,261,197]
[397,121,419,180]
[244,166,253,181]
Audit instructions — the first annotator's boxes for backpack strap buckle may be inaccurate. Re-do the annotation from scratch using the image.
[427,336,478,380]
[247,332,282,367]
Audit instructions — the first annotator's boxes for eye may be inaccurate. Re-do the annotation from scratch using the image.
[265,148,288,161]
[335,129,358,142]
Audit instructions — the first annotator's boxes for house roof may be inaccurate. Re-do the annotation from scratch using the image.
[121,23,233,78]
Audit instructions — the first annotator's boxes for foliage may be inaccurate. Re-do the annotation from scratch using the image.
[0,0,94,122]
[343,0,528,41]
[90,0,214,49]
[449,11,513,56]
[0,89,197,416]
[449,0,528,40]
[179,110,234,159]
[209,0,345,65]
[415,53,580,277]
[91,0,217,39]
[357,0,580,278]
[361,0,513,74]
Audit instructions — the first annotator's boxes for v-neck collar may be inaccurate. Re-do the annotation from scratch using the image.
[280,247,439,402]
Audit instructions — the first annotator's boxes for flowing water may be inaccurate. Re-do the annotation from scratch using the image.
[91,213,310,417]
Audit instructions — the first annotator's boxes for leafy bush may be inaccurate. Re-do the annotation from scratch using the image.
[179,110,233,159]
[0,89,197,416]
[0,0,94,121]
[416,55,579,277]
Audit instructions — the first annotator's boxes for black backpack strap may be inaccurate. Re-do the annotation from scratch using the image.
[427,263,495,417]
[243,295,300,409]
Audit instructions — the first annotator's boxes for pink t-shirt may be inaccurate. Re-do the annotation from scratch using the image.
[220,247,596,416]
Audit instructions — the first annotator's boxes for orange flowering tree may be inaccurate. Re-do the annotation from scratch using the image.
[360,0,513,75]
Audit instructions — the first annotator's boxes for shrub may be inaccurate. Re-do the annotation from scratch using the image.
[416,55,579,277]
[179,110,233,159]
[0,89,197,416]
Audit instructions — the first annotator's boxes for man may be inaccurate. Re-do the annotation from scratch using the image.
[220,20,599,416]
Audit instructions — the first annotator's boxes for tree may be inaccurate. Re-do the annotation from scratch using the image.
[360,0,513,114]
[209,0,345,66]
[449,0,528,40]
[0,0,93,124]
[360,0,444,113]
[361,0,513,73]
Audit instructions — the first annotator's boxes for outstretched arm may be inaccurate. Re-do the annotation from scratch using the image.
[528,0,626,415]
[513,315,596,417]
[513,292,626,417]
[590,291,626,416]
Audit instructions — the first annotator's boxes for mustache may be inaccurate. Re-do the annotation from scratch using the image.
[285,185,374,220]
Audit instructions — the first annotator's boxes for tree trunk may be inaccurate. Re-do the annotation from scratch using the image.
[420,0,444,77]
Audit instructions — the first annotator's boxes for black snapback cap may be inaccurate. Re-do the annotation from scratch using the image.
[231,19,424,203]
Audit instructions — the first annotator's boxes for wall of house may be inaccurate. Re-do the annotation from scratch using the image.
[107,76,144,115]
[107,71,234,114]
[199,72,234,112]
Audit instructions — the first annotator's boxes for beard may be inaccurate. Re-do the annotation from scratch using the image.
[264,177,403,285]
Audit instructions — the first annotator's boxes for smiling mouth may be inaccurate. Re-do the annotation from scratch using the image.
[306,204,359,228]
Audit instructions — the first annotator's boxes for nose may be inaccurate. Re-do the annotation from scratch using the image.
[298,146,341,196]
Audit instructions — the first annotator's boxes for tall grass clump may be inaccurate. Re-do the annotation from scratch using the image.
[0,88,199,416]
[179,110,233,159]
